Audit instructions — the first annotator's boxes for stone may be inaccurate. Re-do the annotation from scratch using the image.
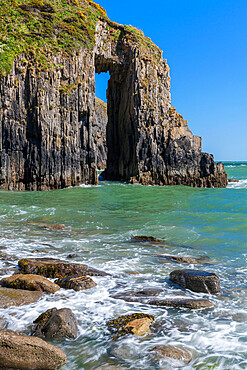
[169,269,221,294]
[228,179,239,183]
[43,223,68,230]
[0,274,60,293]
[0,1,227,191]
[0,328,66,369]
[94,97,108,170]
[112,288,163,303]
[157,255,201,264]
[0,318,7,329]
[18,258,110,278]
[0,251,17,261]
[132,236,163,243]
[33,307,78,339]
[0,287,43,308]
[148,298,214,309]
[150,345,192,365]
[107,313,154,338]
[67,253,79,259]
[54,275,97,291]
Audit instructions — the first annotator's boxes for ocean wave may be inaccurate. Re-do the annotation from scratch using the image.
[227,179,247,189]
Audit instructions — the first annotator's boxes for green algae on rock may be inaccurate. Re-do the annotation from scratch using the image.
[54,275,97,291]
[107,313,154,338]
[0,273,60,293]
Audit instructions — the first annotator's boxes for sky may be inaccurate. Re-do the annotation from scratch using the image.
[95,0,247,161]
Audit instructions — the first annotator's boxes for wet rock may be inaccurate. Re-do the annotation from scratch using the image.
[18,258,110,278]
[112,288,163,303]
[150,345,192,365]
[43,223,69,230]
[228,179,239,183]
[132,236,163,243]
[54,275,97,291]
[33,307,78,339]
[0,251,18,261]
[107,313,154,338]
[169,269,221,294]
[0,287,43,308]
[157,255,203,264]
[0,274,60,293]
[0,328,66,369]
[0,318,7,329]
[148,298,214,309]
[67,253,79,259]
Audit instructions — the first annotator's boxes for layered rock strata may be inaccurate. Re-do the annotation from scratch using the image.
[0,1,227,190]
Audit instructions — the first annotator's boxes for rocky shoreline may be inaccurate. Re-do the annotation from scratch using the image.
[0,232,227,369]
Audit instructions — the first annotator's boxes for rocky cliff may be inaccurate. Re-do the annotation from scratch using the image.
[0,0,227,190]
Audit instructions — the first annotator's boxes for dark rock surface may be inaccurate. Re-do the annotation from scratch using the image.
[170,269,221,294]
[150,345,192,365]
[55,275,97,291]
[93,97,108,170]
[0,273,60,293]
[132,236,163,243]
[107,313,154,338]
[0,287,43,308]
[0,328,66,369]
[0,10,227,190]
[18,258,109,278]
[148,298,214,309]
[33,307,78,339]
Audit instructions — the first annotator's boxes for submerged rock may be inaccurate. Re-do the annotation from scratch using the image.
[150,345,192,365]
[228,179,239,183]
[0,274,60,293]
[112,288,163,303]
[54,275,97,291]
[157,255,207,264]
[107,313,154,338]
[169,269,221,294]
[148,298,214,309]
[0,287,43,308]
[132,236,163,243]
[43,223,69,230]
[0,328,66,369]
[33,307,78,339]
[18,258,109,278]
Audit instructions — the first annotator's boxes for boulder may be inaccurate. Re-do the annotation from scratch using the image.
[157,255,203,264]
[150,345,192,365]
[228,179,239,183]
[18,258,109,278]
[169,269,221,294]
[0,287,43,308]
[148,298,214,309]
[0,328,66,369]
[132,236,163,242]
[107,313,154,338]
[0,274,60,293]
[112,288,163,303]
[33,307,78,339]
[55,275,97,291]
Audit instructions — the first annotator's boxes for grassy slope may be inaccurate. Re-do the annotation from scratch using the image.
[0,0,161,75]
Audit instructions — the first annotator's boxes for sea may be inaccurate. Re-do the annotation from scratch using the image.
[0,161,246,369]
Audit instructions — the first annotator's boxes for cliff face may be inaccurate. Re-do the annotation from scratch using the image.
[0,0,227,190]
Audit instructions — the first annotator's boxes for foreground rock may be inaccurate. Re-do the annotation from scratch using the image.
[18,258,109,278]
[33,308,78,339]
[150,345,192,365]
[0,329,66,369]
[0,287,43,308]
[170,269,221,294]
[55,275,97,291]
[107,313,154,338]
[132,236,163,243]
[148,298,214,309]
[0,274,60,293]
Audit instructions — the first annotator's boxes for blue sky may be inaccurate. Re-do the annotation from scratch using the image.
[95,0,247,161]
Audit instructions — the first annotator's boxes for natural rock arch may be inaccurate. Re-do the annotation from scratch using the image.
[0,4,227,190]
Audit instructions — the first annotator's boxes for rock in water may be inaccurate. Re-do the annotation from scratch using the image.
[0,288,43,308]
[107,313,154,338]
[18,258,109,278]
[169,269,221,294]
[148,298,214,309]
[132,236,163,242]
[33,308,78,339]
[0,274,60,293]
[150,345,192,365]
[0,329,66,369]
[54,275,97,291]
[0,1,227,190]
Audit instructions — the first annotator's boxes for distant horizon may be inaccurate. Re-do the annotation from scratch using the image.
[95,0,247,162]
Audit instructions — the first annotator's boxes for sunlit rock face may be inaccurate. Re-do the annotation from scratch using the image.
[0,6,227,190]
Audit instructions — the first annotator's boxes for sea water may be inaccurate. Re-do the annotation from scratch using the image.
[0,162,246,369]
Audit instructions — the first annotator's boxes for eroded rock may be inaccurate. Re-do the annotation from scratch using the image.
[33,307,78,339]
[150,345,192,365]
[18,258,109,278]
[157,255,205,264]
[54,275,97,291]
[148,298,214,309]
[0,274,60,293]
[132,236,163,243]
[169,269,221,294]
[0,328,66,369]
[0,287,43,308]
[107,313,154,338]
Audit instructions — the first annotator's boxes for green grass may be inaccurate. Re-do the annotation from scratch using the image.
[0,0,162,76]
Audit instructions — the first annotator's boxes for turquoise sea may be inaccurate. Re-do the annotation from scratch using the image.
[0,161,246,369]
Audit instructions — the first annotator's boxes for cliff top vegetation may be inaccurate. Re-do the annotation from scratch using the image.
[0,0,161,75]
